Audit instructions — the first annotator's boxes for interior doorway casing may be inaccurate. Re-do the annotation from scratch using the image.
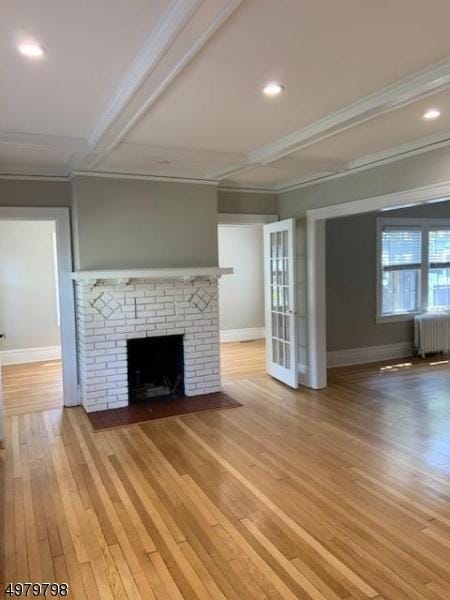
[306,180,450,390]
[0,207,78,407]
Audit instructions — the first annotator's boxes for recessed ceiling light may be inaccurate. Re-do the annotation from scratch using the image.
[18,42,46,58]
[157,159,171,165]
[263,83,284,97]
[423,108,440,121]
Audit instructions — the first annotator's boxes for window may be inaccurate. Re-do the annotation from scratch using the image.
[428,229,450,310]
[381,228,422,315]
[377,218,450,321]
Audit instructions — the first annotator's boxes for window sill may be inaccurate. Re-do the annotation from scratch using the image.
[376,312,420,324]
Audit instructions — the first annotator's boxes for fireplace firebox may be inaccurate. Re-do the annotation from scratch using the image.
[127,335,184,403]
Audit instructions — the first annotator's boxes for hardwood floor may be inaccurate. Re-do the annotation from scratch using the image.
[2,360,63,417]
[1,342,263,418]
[221,340,266,381]
[1,351,450,599]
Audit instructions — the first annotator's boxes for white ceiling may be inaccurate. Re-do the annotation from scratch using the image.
[2,0,450,190]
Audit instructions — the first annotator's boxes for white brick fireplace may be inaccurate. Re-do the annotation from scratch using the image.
[72,268,232,412]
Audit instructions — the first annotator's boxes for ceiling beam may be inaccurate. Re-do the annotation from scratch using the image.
[79,0,243,171]
[267,156,348,173]
[87,0,202,152]
[248,57,450,166]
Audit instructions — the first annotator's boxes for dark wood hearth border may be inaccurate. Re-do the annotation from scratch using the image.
[86,391,242,431]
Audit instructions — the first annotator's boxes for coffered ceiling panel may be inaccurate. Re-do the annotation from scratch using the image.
[96,142,244,180]
[289,87,450,169]
[0,0,172,137]
[3,0,450,186]
[126,0,450,153]
[221,164,330,189]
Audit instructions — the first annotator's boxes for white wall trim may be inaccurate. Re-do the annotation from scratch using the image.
[327,342,414,368]
[218,213,278,226]
[1,345,62,366]
[220,327,265,343]
[308,181,450,222]
[306,218,327,389]
[0,207,78,407]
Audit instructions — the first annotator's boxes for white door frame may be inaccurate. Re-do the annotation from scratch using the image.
[0,207,79,407]
[306,180,450,390]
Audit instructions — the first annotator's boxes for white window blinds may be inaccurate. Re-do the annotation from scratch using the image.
[382,229,422,269]
[429,229,450,267]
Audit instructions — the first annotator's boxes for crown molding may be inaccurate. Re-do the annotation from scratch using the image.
[247,57,450,167]
[0,165,70,177]
[81,0,243,170]
[217,185,278,194]
[0,174,69,181]
[348,131,450,170]
[218,213,278,225]
[3,126,450,193]
[0,131,86,152]
[71,169,218,185]
[278,135,450,194]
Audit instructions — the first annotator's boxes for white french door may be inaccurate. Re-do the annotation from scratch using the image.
[264,218,298,388]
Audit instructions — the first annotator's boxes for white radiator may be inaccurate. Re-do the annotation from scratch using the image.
[414,311,450,357]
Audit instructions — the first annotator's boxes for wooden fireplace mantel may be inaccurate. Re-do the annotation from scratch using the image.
[70,266,234,285]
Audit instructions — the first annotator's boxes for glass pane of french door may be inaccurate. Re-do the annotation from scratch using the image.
[269,229,291,370]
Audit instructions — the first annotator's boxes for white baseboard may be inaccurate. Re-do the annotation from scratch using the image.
[220,327,265,343]
[0,345,61,365]
[327,341,414,368]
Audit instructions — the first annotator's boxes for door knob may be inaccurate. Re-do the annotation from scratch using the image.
[0,333,5,339]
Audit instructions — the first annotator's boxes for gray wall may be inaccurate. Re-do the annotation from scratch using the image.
[0,220,60,351]
[327,200,450,351]
[218,190,278,215]
[279,145,450,218]
[71,176,218,270]
[218,225,264,331]
[0,179,70,207]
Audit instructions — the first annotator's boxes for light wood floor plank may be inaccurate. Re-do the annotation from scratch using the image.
[1,343,450,599]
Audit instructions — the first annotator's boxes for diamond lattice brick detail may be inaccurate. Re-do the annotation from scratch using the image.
[189,287,214,312]
[90,292,121,319]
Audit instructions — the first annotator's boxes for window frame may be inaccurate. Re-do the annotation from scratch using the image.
[376,217,450,323]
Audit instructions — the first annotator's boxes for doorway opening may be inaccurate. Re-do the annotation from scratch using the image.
[307,182,450,390]
[0,207,77,444]
[0,220,64,416]
[217,214,277,382]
